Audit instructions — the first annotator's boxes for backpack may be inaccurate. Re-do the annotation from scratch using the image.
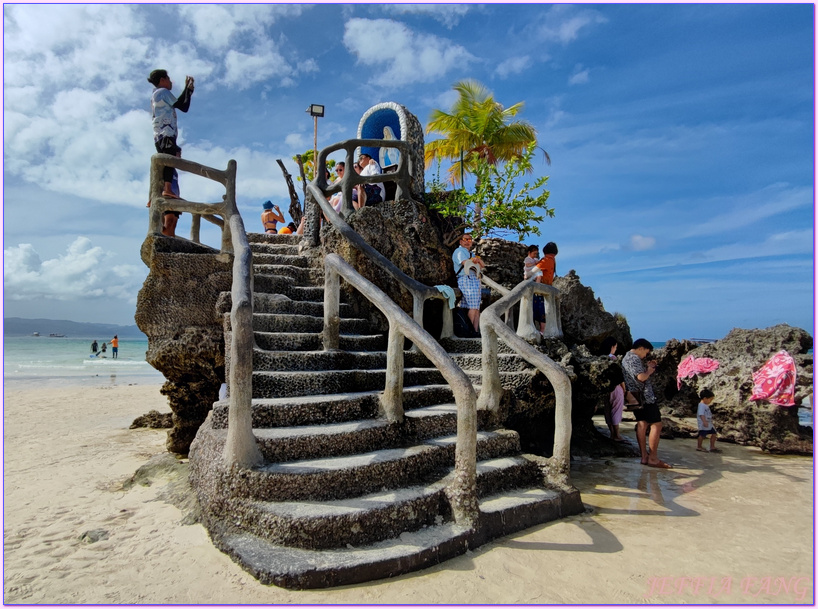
[453,307,480,338]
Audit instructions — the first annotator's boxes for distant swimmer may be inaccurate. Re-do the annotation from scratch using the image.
[91,340,98,354]
[111,335,119,359]
[101,342,107,354]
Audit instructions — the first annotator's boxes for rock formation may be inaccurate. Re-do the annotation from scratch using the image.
[553,270,632,353]
[659,325,812,454]
[135,234,231,454]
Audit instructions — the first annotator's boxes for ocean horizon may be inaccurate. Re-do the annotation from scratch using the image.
[3,334,811,428]
[3,335,164,389]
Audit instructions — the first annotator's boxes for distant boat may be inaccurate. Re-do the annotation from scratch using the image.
[32,332,39,336]
[48,333,66,338]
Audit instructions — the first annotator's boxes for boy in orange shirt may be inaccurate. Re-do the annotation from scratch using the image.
[536,242,559,285]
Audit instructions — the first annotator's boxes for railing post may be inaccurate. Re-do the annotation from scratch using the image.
[222,214,262,468]
[323,266,340,350]
[476,324,503,412]
[440,305,454,339]
[448,391,479,526]
[148,156,164,235]
[190,214,201,244]
[381,326,405,422]
[516,289,540,340]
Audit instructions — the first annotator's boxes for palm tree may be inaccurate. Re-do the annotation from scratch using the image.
[425,80,545,187]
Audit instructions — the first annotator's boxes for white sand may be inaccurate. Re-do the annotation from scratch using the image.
[3,384,814,604]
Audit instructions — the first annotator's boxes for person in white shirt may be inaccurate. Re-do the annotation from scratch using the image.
[357,153,385,204]
[696,389,720,453]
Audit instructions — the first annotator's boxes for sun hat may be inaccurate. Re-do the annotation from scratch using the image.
[263,201,273,210]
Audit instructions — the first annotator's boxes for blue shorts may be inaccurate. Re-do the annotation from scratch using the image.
[698,429,717,437]
[457,274,482,310]
[533,294,546,323]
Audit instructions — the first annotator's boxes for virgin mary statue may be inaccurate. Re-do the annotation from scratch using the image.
[379,126,400,169]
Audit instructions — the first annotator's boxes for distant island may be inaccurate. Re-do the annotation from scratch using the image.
[4,317,147,339]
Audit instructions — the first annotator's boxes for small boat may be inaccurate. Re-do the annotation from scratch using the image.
[32,332,39,336]
[49,333,66,337]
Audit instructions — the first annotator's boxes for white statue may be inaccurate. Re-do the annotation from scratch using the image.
[379,126,400,169]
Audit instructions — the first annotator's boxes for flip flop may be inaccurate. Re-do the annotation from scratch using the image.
[710,448,722,453]
[646,460,672,469]
[696,448,707,452]
[613,437,628,443]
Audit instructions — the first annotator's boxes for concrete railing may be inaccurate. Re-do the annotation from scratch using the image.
[305,140,454,340]
[476,279,572,486]
[148,153,262,468]
[323,253,478,525]
[148,154,228,250]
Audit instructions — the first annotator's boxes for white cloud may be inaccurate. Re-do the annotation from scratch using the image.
[223,41,294,90]
[4,238,142,301]
[2,4,316,208]
[679,183,813,238]
[628,234,657,251]
[177,5,305,52]
[569,65,590,85]
[532,6,607,44]
[495,56,532,79]
[343,18,474,87]
[384,4,471,28]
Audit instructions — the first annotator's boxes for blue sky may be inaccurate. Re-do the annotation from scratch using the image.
[3,3,814,341]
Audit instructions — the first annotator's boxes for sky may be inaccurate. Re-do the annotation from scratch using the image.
[2,2,814,341]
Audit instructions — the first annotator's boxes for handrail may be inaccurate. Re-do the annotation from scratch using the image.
[148,154,231,250]
[305,141,454,339]
[477,278,573,486]
[324,253,478,525]
[148,153,261,468]
[476,273,514,328]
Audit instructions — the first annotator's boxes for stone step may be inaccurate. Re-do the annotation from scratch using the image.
[208,484,583,589]
[235,430,522,502]
[477,486,583,540]
[253,264,317,284]
[255,273,311,293]
[252,313,371,335]
[439,336,517,355]
[254,331,386,353]
[252,349,433,372]
[215,522,472,590]
[247,403,489,463]
[254,275,329,300]
[251,253,309,267]
[210,385,457,429]
[252,295,353,317]
[449,353,529,373]
[224,456,540,551]
[252,368,446,399]
[250,242,301,256]
[247,232,302,245]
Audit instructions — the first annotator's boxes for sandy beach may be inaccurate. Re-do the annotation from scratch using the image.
[3,383,813,605]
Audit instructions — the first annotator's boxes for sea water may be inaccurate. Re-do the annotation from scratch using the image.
[3,335,165,389]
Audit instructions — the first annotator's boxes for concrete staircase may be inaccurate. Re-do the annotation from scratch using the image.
[189,232,583,589]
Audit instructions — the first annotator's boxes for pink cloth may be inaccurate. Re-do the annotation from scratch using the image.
[751,350,797,406]
[605,385,624,426]
[676,355,721,389]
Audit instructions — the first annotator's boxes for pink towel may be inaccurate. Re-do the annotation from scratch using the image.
[750,350,796,407]
[676,355,721,389]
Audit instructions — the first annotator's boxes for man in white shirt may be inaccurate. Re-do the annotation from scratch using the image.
[358,153,385,203]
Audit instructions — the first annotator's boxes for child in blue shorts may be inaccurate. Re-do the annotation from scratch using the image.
[696,389,720,453]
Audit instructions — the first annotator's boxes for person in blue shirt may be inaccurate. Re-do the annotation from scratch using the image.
[452,233,486,335]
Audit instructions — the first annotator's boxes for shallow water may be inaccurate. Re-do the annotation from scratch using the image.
[3,336,164,389]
